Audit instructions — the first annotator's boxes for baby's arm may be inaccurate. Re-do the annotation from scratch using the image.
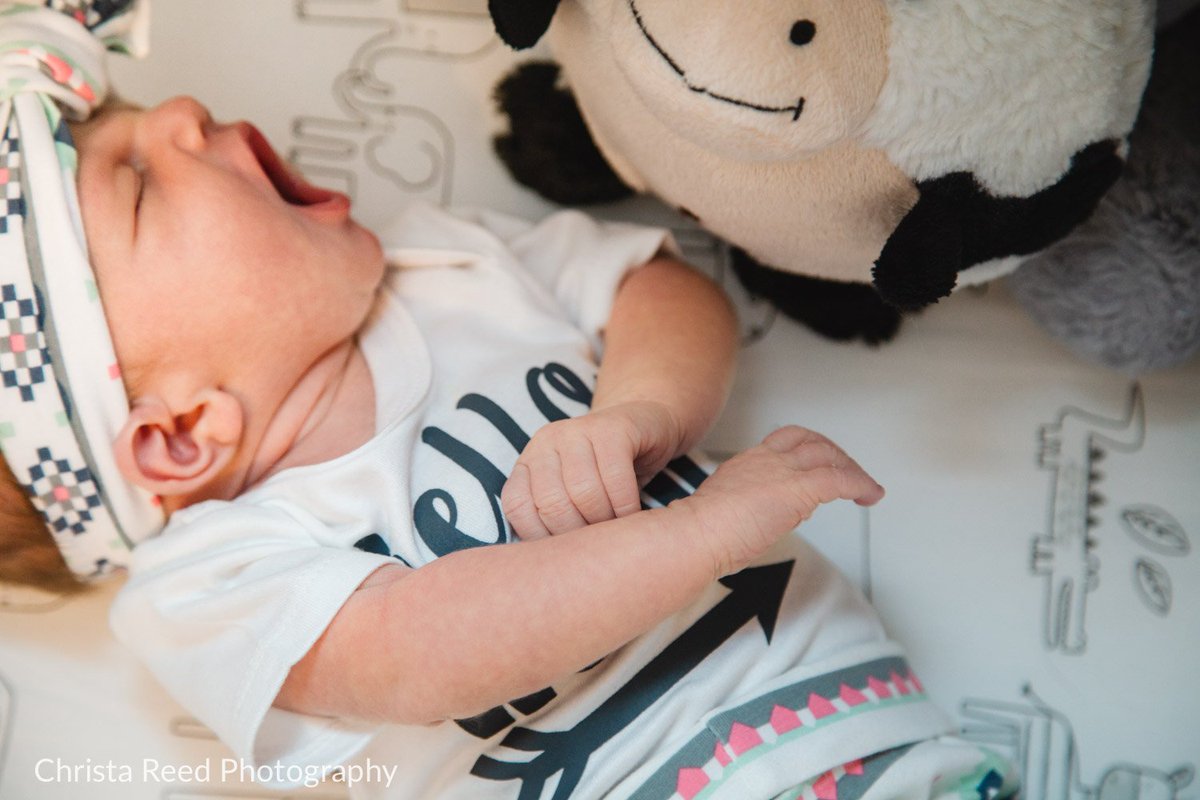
[501,254,738,538]
[276,426,883,725]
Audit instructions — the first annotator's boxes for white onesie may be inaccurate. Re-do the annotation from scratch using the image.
[110,202,1009,800]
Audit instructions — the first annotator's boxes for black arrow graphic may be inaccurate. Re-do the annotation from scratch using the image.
[470,560,794,800]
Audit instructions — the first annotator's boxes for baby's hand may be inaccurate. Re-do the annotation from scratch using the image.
[680,426,885,576]
[501,401,685,539]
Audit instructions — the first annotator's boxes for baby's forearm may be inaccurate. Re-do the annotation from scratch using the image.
[276,500,719,725]
[278,426,885,727]
[594,256,737,453]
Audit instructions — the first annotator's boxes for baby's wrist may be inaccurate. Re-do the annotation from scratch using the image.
[589,398,690,455]
[663,494,744,580]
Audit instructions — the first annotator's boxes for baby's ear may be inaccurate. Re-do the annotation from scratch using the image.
[114,389,244,499]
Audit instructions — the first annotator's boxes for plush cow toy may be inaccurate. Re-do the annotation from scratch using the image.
[489,0,1155,343]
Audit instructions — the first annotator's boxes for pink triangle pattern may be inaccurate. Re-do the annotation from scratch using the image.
[677,767,710,800]
[771,704,803,734]
[839,684,868,706]
[667,669,923,799]
[813,771,839,800]
[808,692,838,719]
[728,722,764,755]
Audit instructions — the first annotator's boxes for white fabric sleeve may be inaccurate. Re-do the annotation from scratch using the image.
[108,500,394,779]
[467,207,678,354]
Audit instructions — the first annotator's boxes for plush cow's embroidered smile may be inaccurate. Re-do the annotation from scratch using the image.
[627,0,806,121]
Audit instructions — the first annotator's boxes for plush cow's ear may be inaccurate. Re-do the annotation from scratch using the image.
[488,0,562,49]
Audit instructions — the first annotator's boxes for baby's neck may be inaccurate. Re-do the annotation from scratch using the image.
[245,340,377,488]
[158,340,376,514]
[158,340,375,515]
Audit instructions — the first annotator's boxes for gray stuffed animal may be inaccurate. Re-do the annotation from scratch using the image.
[1008,6,1200,373]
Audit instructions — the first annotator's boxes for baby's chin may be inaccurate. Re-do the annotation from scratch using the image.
[341,223,389,304]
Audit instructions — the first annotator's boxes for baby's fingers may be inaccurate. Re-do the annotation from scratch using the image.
[799,463,885,510]
[559,438,619,525]
[522,448,591,535]
[501,463,551,540]
[591,436,641,519]
[766,426,885,507]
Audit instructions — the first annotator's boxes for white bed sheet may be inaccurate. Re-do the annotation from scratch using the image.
[1,2,1196,797]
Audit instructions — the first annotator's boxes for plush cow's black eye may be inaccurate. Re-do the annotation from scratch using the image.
[790,20,816,46]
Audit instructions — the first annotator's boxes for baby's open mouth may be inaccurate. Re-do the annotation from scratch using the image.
[242,123,341,208]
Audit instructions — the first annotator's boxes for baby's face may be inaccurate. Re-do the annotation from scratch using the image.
[70,97,385,387]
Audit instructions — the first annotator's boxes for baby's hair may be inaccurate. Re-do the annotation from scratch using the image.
[0,452,83,592]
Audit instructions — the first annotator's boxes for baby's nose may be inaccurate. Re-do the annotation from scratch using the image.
[147,96,214,149]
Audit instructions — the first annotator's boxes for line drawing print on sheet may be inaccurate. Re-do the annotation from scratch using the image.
[1120,504,1191,617]
[288,0,499,210]
[960,686,1196,800]
[289,109,454,209]
[161,716,350,799]
[1029,383,1149,654]
[0,671,11,788]
[296,0,495,58]
[167,716,218,742]
[161,789,347,799]
[0,580,69,614]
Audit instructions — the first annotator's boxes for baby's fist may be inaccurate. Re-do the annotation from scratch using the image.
[501,402,684,539]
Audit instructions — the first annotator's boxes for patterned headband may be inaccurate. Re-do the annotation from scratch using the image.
[0,0,162,580]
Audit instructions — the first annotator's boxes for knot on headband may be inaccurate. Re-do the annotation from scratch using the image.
[0,0,160,581]
[1,1,147,116]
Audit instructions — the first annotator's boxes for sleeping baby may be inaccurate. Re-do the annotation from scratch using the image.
[0,2,1016,798]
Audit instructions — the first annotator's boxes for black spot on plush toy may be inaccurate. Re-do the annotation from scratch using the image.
[1008,5,1200,373]
[488,0,1154,344]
